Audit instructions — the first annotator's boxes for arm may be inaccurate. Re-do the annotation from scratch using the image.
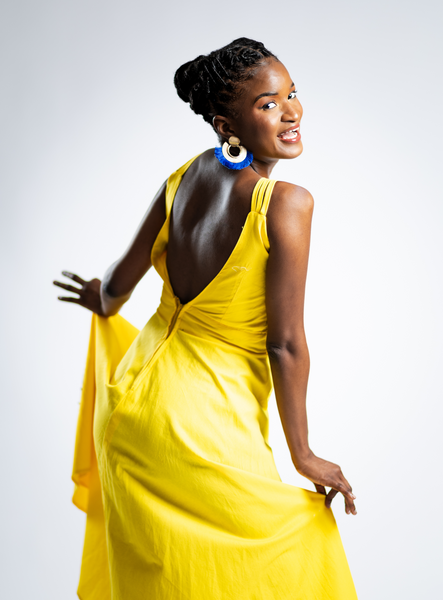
[265,182,357,515]
[54,181,167,316]
[99,180,167,315]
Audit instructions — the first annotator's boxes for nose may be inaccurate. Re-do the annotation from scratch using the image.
[282,99,302,122]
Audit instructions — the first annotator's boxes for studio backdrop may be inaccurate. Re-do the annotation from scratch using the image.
[1,1,442,598]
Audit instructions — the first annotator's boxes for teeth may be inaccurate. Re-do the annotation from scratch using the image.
[279,128,299,138]
[280,128,299,137]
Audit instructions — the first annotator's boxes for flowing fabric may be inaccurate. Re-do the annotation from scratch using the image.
[71,154,358,599]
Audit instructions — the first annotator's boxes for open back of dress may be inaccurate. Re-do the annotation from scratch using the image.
[71,154,358,600]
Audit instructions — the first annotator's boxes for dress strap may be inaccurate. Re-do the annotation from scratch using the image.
[165,153,202,218]
[251,178,277,216]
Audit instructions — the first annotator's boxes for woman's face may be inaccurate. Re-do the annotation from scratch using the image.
[217,59,303,166]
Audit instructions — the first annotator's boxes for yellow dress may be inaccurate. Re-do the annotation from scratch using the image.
[71,154,358,599]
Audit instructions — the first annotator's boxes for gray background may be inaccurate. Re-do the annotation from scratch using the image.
[1,0,442,598]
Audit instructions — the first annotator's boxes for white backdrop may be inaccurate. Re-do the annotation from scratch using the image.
[1,1,442,598]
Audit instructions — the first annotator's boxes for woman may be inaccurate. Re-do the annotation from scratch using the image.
[54,38,358,600]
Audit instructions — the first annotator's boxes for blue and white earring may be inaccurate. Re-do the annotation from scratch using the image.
[214,136,253,171]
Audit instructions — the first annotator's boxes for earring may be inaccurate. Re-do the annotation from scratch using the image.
[214,136,253,170]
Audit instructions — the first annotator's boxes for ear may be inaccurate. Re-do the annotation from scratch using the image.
[212,115,237,141]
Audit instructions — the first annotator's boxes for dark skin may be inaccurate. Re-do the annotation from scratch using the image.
[54,58,357,515]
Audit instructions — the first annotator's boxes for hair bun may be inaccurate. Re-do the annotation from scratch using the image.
[174,55,206,104]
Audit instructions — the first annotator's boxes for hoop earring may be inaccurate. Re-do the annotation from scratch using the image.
[214,136,253,171]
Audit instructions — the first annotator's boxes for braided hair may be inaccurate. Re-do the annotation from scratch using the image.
[174,38,278,129]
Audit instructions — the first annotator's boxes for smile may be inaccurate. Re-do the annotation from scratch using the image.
[277,127,300,142]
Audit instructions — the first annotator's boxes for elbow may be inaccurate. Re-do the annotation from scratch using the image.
[266,340,310,364]
[102,280,122,299]
[102,275,133,300]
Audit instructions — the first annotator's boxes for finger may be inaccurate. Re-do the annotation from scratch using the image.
[338,473,356,501]
[53,281,83,294]
[62,271,86,285]
[57,296,81,304]
[342,485,357,509]
[344,496,357,516]
[335,474,357,515]
[325,488,338,508]
[333,473,356,503]
[314,484,327,495]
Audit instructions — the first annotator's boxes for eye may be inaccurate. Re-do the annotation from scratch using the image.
[288,90,298,99]
[262,101,277,110]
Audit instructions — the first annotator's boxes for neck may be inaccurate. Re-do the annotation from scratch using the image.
[249,157,279,178]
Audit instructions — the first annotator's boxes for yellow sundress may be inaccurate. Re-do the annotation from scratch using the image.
[71,154,358,599]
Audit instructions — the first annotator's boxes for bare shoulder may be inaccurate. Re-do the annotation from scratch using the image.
[267,181,314,243]
[270,180,314,212]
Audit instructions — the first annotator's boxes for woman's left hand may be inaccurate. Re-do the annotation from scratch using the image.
[53,271,105,315]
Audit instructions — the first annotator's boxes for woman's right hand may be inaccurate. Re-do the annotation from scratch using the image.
[296,453,357,515]
[53,271,105,315]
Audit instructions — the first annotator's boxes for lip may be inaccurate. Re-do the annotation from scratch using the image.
[277,125,301,143]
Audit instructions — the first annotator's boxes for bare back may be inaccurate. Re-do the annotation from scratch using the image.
[166,150,261,305]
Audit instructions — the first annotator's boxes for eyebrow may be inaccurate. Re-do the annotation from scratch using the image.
[253,83,296,104]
